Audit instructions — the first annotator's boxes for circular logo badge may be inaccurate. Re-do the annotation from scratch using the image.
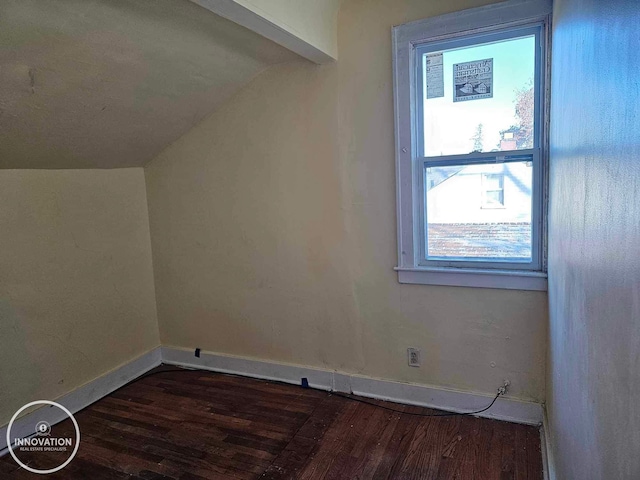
[6,400,80,475]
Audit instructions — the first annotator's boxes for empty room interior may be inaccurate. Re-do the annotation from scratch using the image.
[0,0,638,478]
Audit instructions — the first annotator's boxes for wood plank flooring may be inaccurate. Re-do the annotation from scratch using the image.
[0,367,542,479]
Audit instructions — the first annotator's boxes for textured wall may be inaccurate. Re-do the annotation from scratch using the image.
[145,0,547,402]
[547,0,640,477]
[0,169,160,426]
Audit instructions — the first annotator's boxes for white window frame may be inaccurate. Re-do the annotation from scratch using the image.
[392,0,551,291]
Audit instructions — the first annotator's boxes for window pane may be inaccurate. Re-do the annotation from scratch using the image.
[425,161,532,260]
[483,174,503,190]
[485,190,504,205]
[421,35,536,157]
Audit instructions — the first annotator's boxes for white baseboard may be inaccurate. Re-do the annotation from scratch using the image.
[0,347,161,455]
[541,407,555,480]
[1,344,543,460]
[161,346,543,425]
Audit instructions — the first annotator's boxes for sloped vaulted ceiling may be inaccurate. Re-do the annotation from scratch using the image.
[0,0,298,169]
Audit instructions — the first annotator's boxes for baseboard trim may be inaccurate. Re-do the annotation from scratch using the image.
[0,347,161,455]
[1,344,543,459]
[161,346,543,425]
[541,407,555,480]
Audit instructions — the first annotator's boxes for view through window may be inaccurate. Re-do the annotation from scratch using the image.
[419,33,537,262]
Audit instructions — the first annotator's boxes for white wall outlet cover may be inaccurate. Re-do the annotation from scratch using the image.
[407,347,421,367]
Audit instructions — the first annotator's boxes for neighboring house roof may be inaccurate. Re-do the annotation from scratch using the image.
[427,166,466,190]
[427,223,531,258]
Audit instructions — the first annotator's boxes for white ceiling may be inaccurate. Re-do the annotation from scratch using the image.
[0,0,297,169]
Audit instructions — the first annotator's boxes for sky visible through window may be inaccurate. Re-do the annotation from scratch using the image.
[422,35,535,157]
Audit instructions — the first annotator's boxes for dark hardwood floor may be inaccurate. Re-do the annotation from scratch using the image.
[0,367,543,479]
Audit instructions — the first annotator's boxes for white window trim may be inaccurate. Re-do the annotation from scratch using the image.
[392,0,551,291]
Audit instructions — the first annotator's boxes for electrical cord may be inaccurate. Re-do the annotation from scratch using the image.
[2,366,504,479]
[127,366,504,418]
[1,367,503,459]
[329,390,502,417]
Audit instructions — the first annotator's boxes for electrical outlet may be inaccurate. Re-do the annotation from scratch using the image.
[407,348,421,367]
[498,379,511,395]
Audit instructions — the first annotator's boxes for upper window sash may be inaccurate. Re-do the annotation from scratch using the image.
[414,24,544,159]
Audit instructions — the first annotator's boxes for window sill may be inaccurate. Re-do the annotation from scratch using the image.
[394,267,547,291]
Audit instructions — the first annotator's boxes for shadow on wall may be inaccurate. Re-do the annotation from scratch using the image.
[0,300,41,426]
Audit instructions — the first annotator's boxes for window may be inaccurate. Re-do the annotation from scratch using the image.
[481,173,505,208]
[392,0,550,290]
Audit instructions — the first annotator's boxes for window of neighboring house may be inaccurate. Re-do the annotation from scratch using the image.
[392,0,550,291]
[481,173,505,208]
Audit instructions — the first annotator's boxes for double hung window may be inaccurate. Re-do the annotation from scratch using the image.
[393,0,551,290]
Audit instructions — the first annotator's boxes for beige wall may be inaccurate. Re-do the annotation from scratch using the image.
[232,0,340,59]
[145,0,547,402]
[0,169,159,426]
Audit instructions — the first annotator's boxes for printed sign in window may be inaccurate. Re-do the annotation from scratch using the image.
[425,53,444,99]
[453,58,493,102]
